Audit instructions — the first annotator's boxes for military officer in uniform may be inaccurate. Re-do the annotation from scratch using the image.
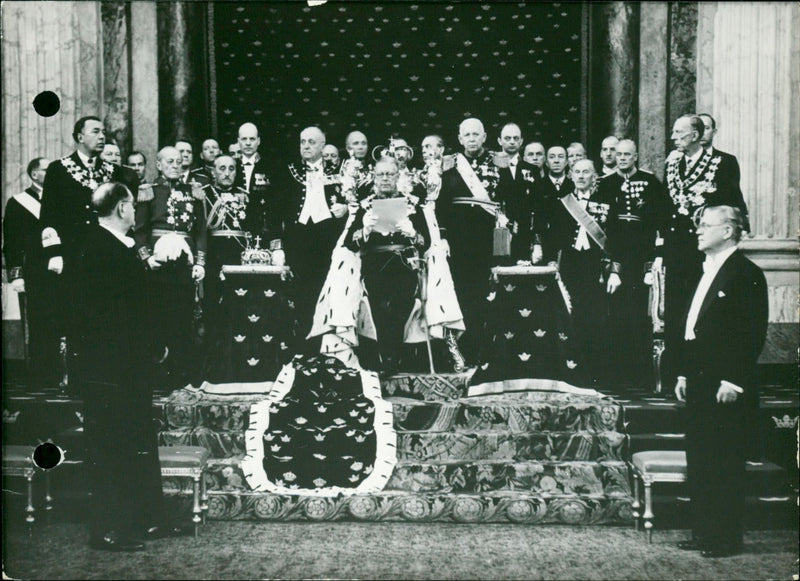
[544,159,622,386]
[661,115,749,388]
[436,117,508,368]
[201,155,250,327]
[133,146,207,388]
[187,138,221,187]
[280,126,349,346]
[600,139,671,386]
[599,136,619,177]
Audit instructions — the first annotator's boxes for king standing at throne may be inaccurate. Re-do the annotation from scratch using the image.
[133,146,207,388]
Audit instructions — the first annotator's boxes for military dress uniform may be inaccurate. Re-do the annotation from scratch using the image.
[601,169,671,386]
[188,165,214,188]
[133,177,207,388]
[495,157,544,264]
[202,183,250,325]
[544,186,621,386]
[280,159,348,346]
[436,150,505,364]
[235,154,282,244]
[661,149,749,386]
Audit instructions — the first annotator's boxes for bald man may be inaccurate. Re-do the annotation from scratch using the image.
[280,126,349,347]
[599,139,671,386]
[436,117,508,369]
[232,123,280,243]
[133,146,207,389]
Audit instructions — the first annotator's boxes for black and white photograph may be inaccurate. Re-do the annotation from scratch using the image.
[1,1,798,579]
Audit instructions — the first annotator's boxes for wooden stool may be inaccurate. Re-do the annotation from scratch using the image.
[2,445,52,530]
[158,446,210,537]
[630,450,687,542]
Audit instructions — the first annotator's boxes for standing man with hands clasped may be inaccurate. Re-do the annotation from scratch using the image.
[674,204,768,558]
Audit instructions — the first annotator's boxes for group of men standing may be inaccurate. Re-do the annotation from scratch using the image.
[3,110,768,556]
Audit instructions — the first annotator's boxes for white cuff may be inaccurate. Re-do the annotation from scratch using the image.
[720,380,744,393]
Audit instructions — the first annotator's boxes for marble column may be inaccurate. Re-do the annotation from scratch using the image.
[694,2,800,336]
[157,1,209,148]
[130,1,159,175]
[101,1,131,157]
[666,2,697,127]
[637,2,668,175]
[1,1,102,207]
[589,2,638,154]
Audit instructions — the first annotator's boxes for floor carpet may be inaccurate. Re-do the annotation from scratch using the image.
[2,520,798,580]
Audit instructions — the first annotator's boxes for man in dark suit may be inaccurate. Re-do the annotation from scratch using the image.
[233,122,281,244]
[3,157,63,390]
[698,113,744,202]
[674,204,768,558]
[661,115,750,389]
[39,116,131,382]
[75,182,187,551]
[280,126,349,346]
[101,142,140,199]
[494,123,543,265]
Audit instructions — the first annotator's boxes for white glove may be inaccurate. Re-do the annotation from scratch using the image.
[674,376,687,402]
[531,245,543,264]
[192,265,205,281]
[10,278,25,292]
[396,218,415,238]
[362,210,379,236]
[147,255,164,270]
[48,257,63,274]
[606,272,621,294]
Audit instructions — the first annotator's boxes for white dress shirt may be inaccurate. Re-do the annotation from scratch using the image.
[550,175,565,192]
[684,245,737,340]
[241,155,257,190]
[508,154,519,179]
[298,160,332,225]
[77,150,95,170]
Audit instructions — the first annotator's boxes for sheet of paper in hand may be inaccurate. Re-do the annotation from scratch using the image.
[370,197,411,235]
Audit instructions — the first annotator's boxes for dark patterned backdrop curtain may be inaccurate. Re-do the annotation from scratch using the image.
[211,1,587,159]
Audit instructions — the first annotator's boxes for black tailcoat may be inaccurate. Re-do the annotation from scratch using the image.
[678,249,768,549]
[661,148,750,385]
[73,225,165,539]
[279,161,348,344]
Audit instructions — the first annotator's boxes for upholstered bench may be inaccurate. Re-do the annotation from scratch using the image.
[2,445,52,529]
[630,450,688,543]
[158,446,210,537]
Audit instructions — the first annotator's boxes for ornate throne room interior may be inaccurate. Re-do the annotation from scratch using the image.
[1,2,798,580]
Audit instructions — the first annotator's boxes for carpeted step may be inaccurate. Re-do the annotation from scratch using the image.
[198,490,633,525]
[396,431,628,462]
[381,372,471,401]
[391,392,625,433]
[385,460,631,496]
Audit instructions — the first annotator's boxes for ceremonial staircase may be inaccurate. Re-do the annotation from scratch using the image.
[151,372,631,524]
[2,370,797,528]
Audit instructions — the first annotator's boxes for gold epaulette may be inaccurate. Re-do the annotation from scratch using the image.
[137,183,154,202]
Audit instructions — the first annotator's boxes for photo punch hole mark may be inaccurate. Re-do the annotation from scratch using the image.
[33,91,60,117]
[33,442,64,470]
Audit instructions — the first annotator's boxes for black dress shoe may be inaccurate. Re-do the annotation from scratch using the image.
[135,525,192,540]
[89,532,145,552]
[677,539,705,551]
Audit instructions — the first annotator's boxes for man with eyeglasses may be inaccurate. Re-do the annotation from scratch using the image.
[673,204,767,558]
[661,115,750,389]
[75,182,189,551]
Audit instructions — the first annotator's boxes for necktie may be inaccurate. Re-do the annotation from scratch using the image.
[554,180,561,192]
[243,161,253,166]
